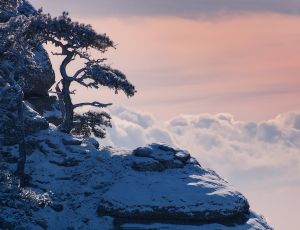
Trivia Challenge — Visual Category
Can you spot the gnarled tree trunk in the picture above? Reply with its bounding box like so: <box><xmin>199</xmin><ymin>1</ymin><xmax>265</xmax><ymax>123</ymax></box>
<box><xmin>60</xmin><ymin>78</ymin><xmax>74</xmax><ymax>133</ymax></box>
<box><xmin>58</xmin><ymin>52</ymin><xmax>74</xmax><ymax>133</ymax></box>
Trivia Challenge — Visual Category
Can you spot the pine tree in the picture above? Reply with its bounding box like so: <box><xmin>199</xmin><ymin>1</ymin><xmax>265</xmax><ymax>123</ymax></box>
<box><xmin>26</xmin><ymin>12</ymin><xmax>136</xmax><ymax>133</ymax></box>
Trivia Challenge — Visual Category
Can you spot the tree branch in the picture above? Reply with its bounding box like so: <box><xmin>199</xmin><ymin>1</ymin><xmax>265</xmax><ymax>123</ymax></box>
<box><xmin>73</xmin><ymin>49</ymin><xmax>91</xmax><ymax>61</ymax></box>
<box><xmin>73</xmin><ymin>101</ymin><xmax>112</xmax><ymax>109</ymax></box>
<box><xmin>73</xmin><ymin>74</ymin><xmax>98</xmax><ymax>88</ymax></box>
<box><xmin>51</xmin><ymin>51</ymin><xmax>64</xmax><ymax>56</ymax></box>
<box><xmin>49</xmin><ymin>90</ymin><xmax>76</xmax><ymax>95</ymax></box>
<box><xmin>73</xmin><ymin>67</ymin><xmax>87</xmax><ymax>79</ymax></box>
<box><xmin>46</xmin><ymin>36</ymin><xmax>66</xmax><ymax>49</ymax></box>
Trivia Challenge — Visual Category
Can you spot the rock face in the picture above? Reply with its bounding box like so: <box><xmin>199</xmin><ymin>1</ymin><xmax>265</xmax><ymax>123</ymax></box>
<box><xmin>0</xmin><ymin>130</ymin><xmax>273</xmax><ymax>229</ymax></box>
<box><xmin>21</xmin><ymin>43</ymin><xmax>55</xmax><ymax>97</ymax></box>
<box><xmin>132</xmin><ymin>144</ymin><xmax>195</xmax><ymax>171</ymax></box>
<box><xmin>98</xmin><ymin>144</ymin><xmax>249</xmax><ymax>222</ymax></box>
<box><xmin>0</xmin><ymin>0</ymin><xmax>36</xmax><ymax>23</ymax></box>
<box><xmin>0</xmin><ymin>0</ymin><xmax>55</xmax><ymax>145</ymax></box>
<box><xmin>0</xmin><ymin>0</ymin><xmax>55</xmax><ymax>97</ymax></box>
<box><xmin>0</xmin><ymin>75</ymin><xmax>49</xmax><ymax>146</ymax></box>
<box><xmin>26</xmin><ymin>95</ymin><xmax>63</xmax><ymax>125</ymax></box>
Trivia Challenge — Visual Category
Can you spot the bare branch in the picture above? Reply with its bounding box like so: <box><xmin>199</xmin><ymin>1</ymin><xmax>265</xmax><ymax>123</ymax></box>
<box><xmin>48</xmin><ymin>90</ymin><xmax>61</xmax><ymax>95</ymax></box>
<box><xmin>93</xmin><ymin>58</ymin><xmax>107</xmax><ymax>63</ymax></box>
<box><xmin>73</xmin><ymin>67</ymin><xmax>86</xmax><ymax>79</ymax></box>
<box><xmin>73</xmin><ymin>101</ymin><xmax>112</xmax><ymax>109</ymax></box>
<box><xmin>49</xmin><ymin>90</ymin><xmax>76</xmax><ymax>95</ymax></box>
<box><xmin>73</xmin><ymin>49</ymin><xmax>91</xmax><ymax>61</ymax></box>
<box><xmin>73</xmin><ymin>73</ymin><xmax>99</xmax><ymax>88</ymax></box>
<box><xmin>46</xmin><ymin>36</ymin><xmax>66</xmax><ymax>50</ymax></box>
<box><xmin>51</xmin><ymin>51</ymin><xmax>63</xmax><ymax>56</ymax></box>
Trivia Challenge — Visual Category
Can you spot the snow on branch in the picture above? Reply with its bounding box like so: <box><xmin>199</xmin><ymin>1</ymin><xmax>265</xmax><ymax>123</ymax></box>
<box><xmin>73</xmin><ymin>101</ymin><xmax>112</xmax><ymax>109</ymax></box>
<box><xmin>26</xmin><ymin>11</ymin><xmax>114</xmax><ymax>54</ymax></box>
<box><xmin>76</xmin><ymin>63</ymin><xmax>136</xmax><ymax>97</ymax></box>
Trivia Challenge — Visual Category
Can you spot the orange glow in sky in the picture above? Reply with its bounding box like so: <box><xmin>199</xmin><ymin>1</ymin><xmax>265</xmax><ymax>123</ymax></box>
<box><xmin>45</xmin><ymin>13</ymin><xmax>300</xmax><ymax>121</ymax></box>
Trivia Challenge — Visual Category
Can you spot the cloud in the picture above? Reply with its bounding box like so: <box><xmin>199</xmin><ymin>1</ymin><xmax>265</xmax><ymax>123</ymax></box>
<box><xmin>31</xmin><ymin>0</ymin><xmax>300</xmax><ymax>18</ymax></box>
<box><xmin>103</xmin><ymin>107</ymin><xmax>300</xmax><ymax>181</ymax></box>
<box><xmin>104</xmin><ymin>107</ymin><xmax>175</xmax><ymax>148</ymax></box>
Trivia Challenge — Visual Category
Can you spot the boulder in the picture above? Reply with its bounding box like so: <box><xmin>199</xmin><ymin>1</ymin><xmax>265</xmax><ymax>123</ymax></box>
<box><xmin>132</xmin><ymin>157</ymin><xmax>165</xmax><ymax>172</ymax></box>
<box><xmin>131</xmin><ymin>143</ymin><xmax>194</xmax><ymax>171</ymax></box>
<box><xmin>98</xmin><ymin>144</ymin><xmax>249</xmax><ymax>222</ymax></box>
<box><xmin>22</xmin><ymin>44</ymin><xmax>55</xmax><ymax>97</ymax></box>
<box><xmin>83</xmin><ymin>137</ymin><xmax>100</xmax><ymax>149</ymax></box>
<box><xmin>24</xmin><ymin>104</ymin><xmax>49</xmax><ymax>134</ymax></box>
<box><xmin>0</xmin><ymin>0</ymin><xmax>55</xmax><ymax>97</ymax></box>
<box><xmin>175</xmin><ymin>151</ymin><xmax>191</xmax><ymax>162</ymax></box>
<box><xmin>25</xmin><ymin>95</ymin><xmax>62</xmax><ymax>126</ymax></box>
<box><xmin>133</xmin><ymin>146</ymin><xmax>153</xmax><ymax>157</ymax></box>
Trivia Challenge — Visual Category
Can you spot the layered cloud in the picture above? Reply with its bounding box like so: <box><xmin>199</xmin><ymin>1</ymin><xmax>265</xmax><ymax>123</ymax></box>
<box><xmin>32</xmin><ymin>0</ymin><xmax>300</xmax><ymax>18</ymax></box>
<box><xmin>104</xmin><ymin>107</ymin><xmax>300</xmax><ymax>184</ymax></box>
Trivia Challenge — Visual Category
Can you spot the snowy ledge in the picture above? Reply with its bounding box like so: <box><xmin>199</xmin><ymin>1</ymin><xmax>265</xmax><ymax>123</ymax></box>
<box><xmin>0</xmin><ymin>128</ymin><xmax>273</xmax><ymax>229</ymax></box>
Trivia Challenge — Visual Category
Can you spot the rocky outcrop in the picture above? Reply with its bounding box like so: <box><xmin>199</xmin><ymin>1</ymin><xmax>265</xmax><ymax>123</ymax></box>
<box><xmin>0</xmin><ymin>129</ymin><xmax>273</xmax><ymax>229</ymax></box>
<box><xmin>132</xmin><ymin>144</ymin><xmax>196</xmax><ymax>171</ymax></box>
<box><xmin>0</xmin><ymin>0</ymin><xmax>55</xmax><ymax>145</ymax></box>
<box><xmin>0</xmin><ymin>75</ymin><xmax>49</xmax><ymax>146</ymax></box>
<box><xmin>0</xmin><ymin>0</ymin><xmax>35</xmax><ymax>23</ymax></box>
<box><xmin>21</xmin><ymin>43</ymin><xmax>55</xmax><ymax>97</ymax></box>
<box><xmin>0</xmin><ymin>0</ymin><xmax>55</xmax><ymax>97</ymax></box>
<box><xmin>98</xmin><ymin>144</ymin><xmax>249</xmax><ymax>222</ymax></box>
<box><xmin>26</xmin><ymin>95</ymin><xmax>62</xmax><ymax>126</ymax></box>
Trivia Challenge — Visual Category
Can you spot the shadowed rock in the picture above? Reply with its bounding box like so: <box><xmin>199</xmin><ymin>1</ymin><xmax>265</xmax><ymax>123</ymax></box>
<box><xmin>98</xmin><ymin>144</ymin><xmax>249</xmax><ymax>223</ymax></box>
<box><xmin>0</xmin><ymin>0</ymin><xmax>55</xmax><ymax>97</ymax></box>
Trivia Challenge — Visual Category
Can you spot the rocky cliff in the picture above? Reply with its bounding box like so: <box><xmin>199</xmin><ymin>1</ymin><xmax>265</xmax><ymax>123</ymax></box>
<box><xmin>0</xmin><ymin>0</ymin><xmax>56</xmax><ymax>146</ymax></box>
<box><xmin>0</xmin><ymin>75</ymin><xmax>49</xmax><ymax>146</ymax></box>
<box><xmin>0</xmin><ymin>129</ymin><xmax>272</xmax><ymax>229</ymax></box>
<box><xmin>0</xmin><ymin>0</ymin><xmax>55</xmax><ymax>97</ymax></box>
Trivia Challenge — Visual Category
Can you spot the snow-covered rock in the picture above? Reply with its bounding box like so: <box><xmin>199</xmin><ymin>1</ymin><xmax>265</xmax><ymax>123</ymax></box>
<box><xmin>0</xmin><ymin>0</ymin><xmax>55</xmax><ymax>97</ymax></box>
<box><xmin>26</xmin><ymin>95</ymin><xmax>62</xmax><ymax>126</ymax></box>
<box><xmin>0</xmin><ymin>76</ymin><xmax>49</xmax><ymax>146</ymax></box>
<box><xmin>0</xmin><ymin>129</ymin><xmax>273</xmax><ymax>229</ymax></box>
<box><xmin>99</xmin><ymin>144</ymin><xmax>249</xmax><ymax>222</ymax></box>
<box><xmin>132</xmin><ymin>144</ymin><xmax>196</xmax><ymax>172</ymax></box>
<box><xmin>0</xmin><ymin>0</ymin><xmax>35</xmax><ymax>22</ymax></box>
<box><xmin>21</xmin><ymin>43</ymin><xmax>55</xmax><ymax>97</ymax></box>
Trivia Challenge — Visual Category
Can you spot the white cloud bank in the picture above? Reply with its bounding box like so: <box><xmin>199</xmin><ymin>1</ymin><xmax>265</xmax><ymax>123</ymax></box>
<box><xmin>101</xmin><ymin>107</ymin><xmax>300</xmax><ymax>229</ymax></box>
<box><xmin>104</xmin><ymin>107</ymin><xmax>300</xmax><ymax>180</ymax></box>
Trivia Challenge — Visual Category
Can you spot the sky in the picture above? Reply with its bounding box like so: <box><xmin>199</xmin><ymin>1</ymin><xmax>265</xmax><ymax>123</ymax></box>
<box><xmin>30</xmin><ymin>1</ymin><xmax>300</xmax><ymax>229</ymax></box>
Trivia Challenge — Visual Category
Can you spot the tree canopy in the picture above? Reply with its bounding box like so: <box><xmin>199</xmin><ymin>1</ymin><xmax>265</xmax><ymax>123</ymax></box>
<box><xmin>14</xmin><ymin>11</ymin><xmax>137</xmax><ymax>133</ymax></box>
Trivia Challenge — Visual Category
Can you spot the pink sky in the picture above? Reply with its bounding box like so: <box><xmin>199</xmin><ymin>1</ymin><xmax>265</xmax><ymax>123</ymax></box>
<box><xmin>48</xmin><ymin>13</ymin><xmax>300</xmax><ymax>121</ymax></box>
